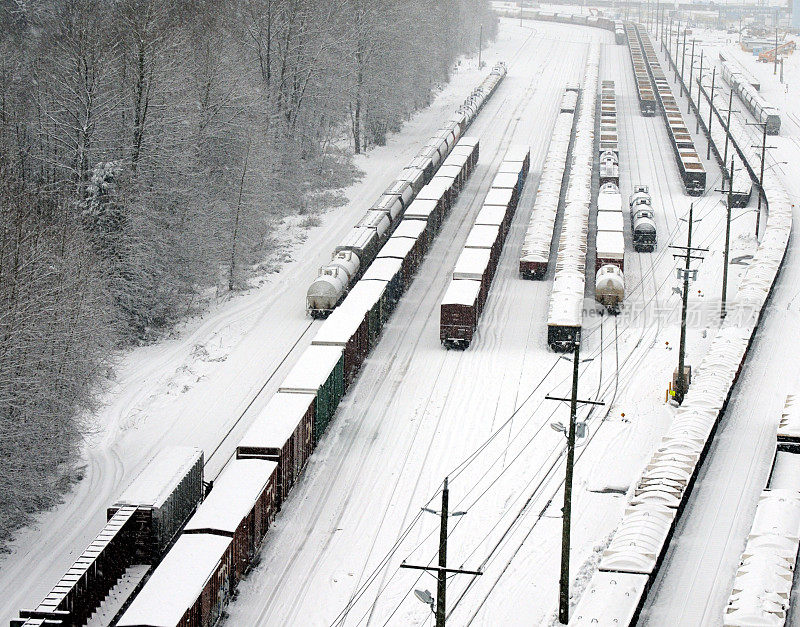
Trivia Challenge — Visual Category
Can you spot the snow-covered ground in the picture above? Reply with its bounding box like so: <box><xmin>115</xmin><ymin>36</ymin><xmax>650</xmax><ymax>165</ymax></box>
<box><xmin>226</xmin><ymin>19</ymin><xmax>747</xmax><ymax>626</ymax></box>
<box><xmin>0</xmin><ymin>16</ymin><xmax>771</xmax><ymax>626</ymax></box>
<box><xmin>637</xmin><ymin>26</ymin><xmax>800</xmax><ymax>627</ymax></box>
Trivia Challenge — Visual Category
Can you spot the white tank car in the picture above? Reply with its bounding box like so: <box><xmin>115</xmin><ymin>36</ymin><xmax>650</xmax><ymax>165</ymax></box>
<box><xmin>306</xmin><ymin>264</ymin><xmax>351</xmax><ymax>317</ymax></box>
<box><xmin>595</xmin><ymin>264</ymin><xmax>625</xmax><ymax>310</ymax></box>
<box><xmin>329</xmin><ymin>249</ymin><xmax>360</xmax><ymax>279</ymax></box>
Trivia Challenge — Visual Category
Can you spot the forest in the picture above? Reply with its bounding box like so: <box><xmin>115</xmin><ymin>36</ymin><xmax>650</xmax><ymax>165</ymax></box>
<box><xmin>0</xmin><ymin>0</ymin><xmax>496</xmax><ymax>546</ymax></box>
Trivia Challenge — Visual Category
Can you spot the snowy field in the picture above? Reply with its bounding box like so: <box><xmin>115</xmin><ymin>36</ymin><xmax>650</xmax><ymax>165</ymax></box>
<box><xmin>0</xmin><ymin>16</ymin><xmax>780</xmax><ymax>626</ymax></box>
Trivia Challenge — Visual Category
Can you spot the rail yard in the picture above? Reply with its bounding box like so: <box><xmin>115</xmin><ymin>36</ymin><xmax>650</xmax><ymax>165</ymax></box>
<box><xmin>3</xmin><ymin>9</ymin><xmax>800</xmax><ymax>627</ymax></box>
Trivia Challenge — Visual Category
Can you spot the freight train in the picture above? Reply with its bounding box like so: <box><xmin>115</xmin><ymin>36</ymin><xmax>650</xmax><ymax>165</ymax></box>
<box><xmin>625</xmin><ymin>22</ymin><xmax>657</xmax><ymax>116</ymax></box>
<box><xmin>520</xmin><ymin>87</ymin><xmax>578</xmax><ymax>279</ymax></box>
<box><xmin>441</xmin><ymin>145</ymin><xmax>530</xmax><ymax>347</ymax></box>
<box><xmin>306</xmin><ymin>66</ymin><xmax>507</xmax><ymax>317</ymax></box>
<box><xmin>636</xmin><ymin>25</ymin><xmax>706</xmax><ymax>195</ymax></box>
<box><xmin>720</xmin><ymin>58</ymin><xmax>781</xmax><ymax>135</ymax></box>
<box><xmin>547</xmin><ymin>47</ymin><xmax>599</xmax><ymax>351</ymax></box>
<box><xmin>595</xmin><ymin>81</ymin><xmax>625</xmax><ymax>312</ymax></box>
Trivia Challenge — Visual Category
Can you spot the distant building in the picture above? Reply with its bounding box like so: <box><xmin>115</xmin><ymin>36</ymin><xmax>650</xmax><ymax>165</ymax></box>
<box><xmin>793</xmin><ymin>0</ymin><xmax>800</xmax><ymax>28</ymax></box>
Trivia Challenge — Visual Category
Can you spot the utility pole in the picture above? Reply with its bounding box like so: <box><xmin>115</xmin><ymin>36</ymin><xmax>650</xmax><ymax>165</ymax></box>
<box><xmin>707</xmin><ymin>67</ymin><xmax>716</xmax><ymax>160</ymax></box>
<box><xmin>748</xmin><ymin>121</ymin><xmax>776</xmax><ymax>240</ymax></box>
<box><xmin>723</xmin><ymin>88</ymin><xmax>735</xmax><ymax>166</ymax></box>
<box><xmin>680</xmin><ymin>29</ymin><xmax>688</xmax><ymax>96</ymax></box>
<box><xmin>545</xmin><ymin>333</ymin><xmax>604</xmax><ymax>625</ymax></box>
<box><xmin>716</xmin><ymin>157</ymin><xmax>735</xmax><ymax>319</ymax></box>
<box><xmin>774</xmin><ymin>26</ymin><xmax>779</xmax><ymax>75</ymax></box>
<box><xmin>478</xmin><ymin>24</ymin><xmax>483</xmax><ymax>69</ymax></box>
<box><xmin>400</xmin><ymin>478</ymin><xmax>482</xmax><ymax>627</ymax></box>
<box><xmin>696</xmin><ymin>50</ymin><xmax>704</xmax><ymax>127</ymax></box>
<box><xmin>670</xmin><ymin>204</ymin><xmax>708</xmax><ymax>405</ymax></box>
<box><xmin>688</xmin><ymin>39</ymin><xmax>696</xmax><ymax>112</ymax></box>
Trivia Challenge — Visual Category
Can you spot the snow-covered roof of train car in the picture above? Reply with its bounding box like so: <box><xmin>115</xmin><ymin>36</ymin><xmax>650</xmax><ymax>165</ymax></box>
<box><xmin>442</xmin><ymin>152</ymin><xmax>469</xmax><ymax>170</ymax></box>
<box><xmin>570</xmin><ymin>571</ymin><xmax>648</xmax><ymax>626</ymax></box>
<box><xmin>183</xmin><ymin>458</ymin><xmax>277</xmax><ymax>535</ymax></box>
<box><xmin>278</xmin><ymin>344</ymin><xmax>344</xmax><ymax>394</ymax></box>
<box><xmin>435</xmin><ymin>164</ymin><xmax>464</xmax><ymax>181</ymax></box>
<box><xmin>491</xmin><ymin>171</ymin><xmax>520</xmax><ymax>190</ymax></box>
<box><xmin>403</xmin><ymin>198</ymin><xmax>439</xmax><ymax>221</ymax></box>
<box><xmin>465</xmin><ymin>224</ymin><xmax>500</xmax><ymax>250</ymax></box>
<box><xmin>475</xmin><ymin>204</ymin><xmax>507</xmax><ymax>227</ymax></box>
<box><xmin>597</xmin><ymin>211</ymin><xmax>624</xmax><ymax>232</ymax></box>
<box><xmin>504</xmin><ymin>144</ymin><xmax>530</xmax><ymax>164</ymax></box>
<box><xmin>361</xmin><ymin>256</ymin><xmax>403</xmax><ymax>282</ymax></box>
<box><xmin>596</xmin><ymin>230</ymin><xmax>625</xmax><ymax>256</ymax></box>
<box><xmin>113</xmin><ymin>446</ymin><xmax>203</xmax><ymax>510</ymax></box>
<box><xmin>391</xmin><ymin>219</ymin><xmax>427</xmax><ymax>241</ymax></box>
<box><xmin>750</xmin><ymin>490</ymin><xmax>800</xmax><ymax>540</ymax></box>
<box><xmin>768</xmin><ymin>451</ymin><xmax>800</xmax><ymax>491</ymax></box>
<box><xmin>312</xmin><ymin>299</ymin><xmax>367</xmax><ymax>346</ymax></box>
<box><xmin>777</xmin><ymin>393</ymin><xmax>800</xmax><ymax>442</ymax></box>
<box><xmin>335</xmin><ymin>226</ymin><xmax>378</xmax><ymax>254</ymax></box>
<box><xmin>599</xmin><ymin>504</ymin><xmax>676</xmax><ymax>575</ymax></box>
<box><xmin>441</xmin><ymin>279</ymin><xmax>482</xmax><ymax>307</ymax></box>
<box><xmin>238</xmin><ymin>392</ymin><xmax>314</xmax><ymax>455</ymax></box>
<box><xmin>457</xmin><ymin>136</ymin><xmax>479</xmax><ymax>148</ymax></box>
<box><xmin>116</xmin><ymin>534</ymin><xmax>232</xmax><ymax>626</ymax></box>
<box><xmin>377</xmin><ymin>236</ymin><xmax>416</xmax><ymax>261</ymax></box>
<box><xmin>453</xmin><ymin>248</ymin><xmax>491</xmax><ymax>281</ymax></box>
<box><xmin>483</xmin><ymin>187</ymin><xmax>513</xmax><ymax>208</ymax></box>
<box><xmin>416</xmin><ymin>179</ymin><xmax>452</xmax><ymax>202</ymax></box>
<box><xmin>342</xmin><ymin>280</ymin><xmax>386</xmax><ymax>314</ymax></box>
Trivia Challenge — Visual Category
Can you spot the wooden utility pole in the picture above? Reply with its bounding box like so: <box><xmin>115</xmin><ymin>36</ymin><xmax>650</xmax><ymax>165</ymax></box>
<box><xmin>680</xmin><ymin>29</ymin><xmax>688</xmax><ymax>97</ymax></box>
<box><xmin>723</xmin><ymin>88</ymin><xmax>735</xmax><ymax>166</ymax></box>
<box><xmin>721</xmin><ymin>157</ymin><xmax>734</xmax><ymax>319</ymax></box>
<box><xmin>748</xmin><ymin>121</ymin><xmax>775</xmax><ymax>240</ymax></box>
<box><xmin>774</xmin><ymin>26</ymin><xmax>779</xmax><ymax>75</ymax></box>
<box><xmin>707</xmin><ymin>67</ymin><xmax>716</xmax><ymax>160</ymax></box>
<box><xmin>400</xmin><ymin>478</ymin><xmax>481</xmax><ymax>627</ymax></box>
<box><xmin>670</xmin><ymin>204</ymin><xmax>708</xmax><ymax>404</ymax></box>
<box><xmin>545</xmin><ymin>333</ymin><xmax>604</xmax><ymax>624</ymax></box>
<box><xmin>478</xmin><ymin>24</ymin><xmax>483</xmax><ymax>69</ymax></box>
<box><xmin>688</xmin><ymin>40</ymin><xmax>696</xmax><ymax>112</ymax></box>
<box><xmin>696</xmin><ymin>50</ymin><xmax>704</xmax><ymax>129</ymax></box>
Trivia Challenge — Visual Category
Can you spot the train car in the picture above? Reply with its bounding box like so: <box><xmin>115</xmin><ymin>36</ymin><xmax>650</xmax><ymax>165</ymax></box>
<box><xmin>13</xmin><ymin>508</ymin><xmax>147</xmax><ymax>627</ymax></box>
<box><xmin>440</xmin><ymin>279</ymin><xmax>482</xmax><ymax>348</ymax></box>
<box><xmin>614</xmin><ymin>21</ymin><xmax>626</xmax><ymax>45</ymax></box>
<box><xmin>182</xmin><ymin>458</ymin><xmax>279</xmax><ymax>586</ymax></box>
<box><xmin>278</xmin><ymin>344</ymin><xmax>345</xmax><ymax>443</ymax></box>
<box><xmin>116</xmin><ymin>534</ymin><xmax>233</xmax><ymax>627</ymax></box>
<box><xmin>720</xmin><ymin>59</ymin><xmax>781</xmax><ymax>135</ymax></box>
<box><xmin>599</xmin><ymin>151</ymin><xmax>620</xmax><ymax>186</ymax></box>
<box><xmin>236</xmin><ymin>391</ymin><xmax>314</xmax><ymax>502</ymax></box>
<box><xmin>108</xmin><ymin>446</ymin><xmax>204</xmax><ymax>564</ymax></box>
<box><xmin>547</xmin><ymin>270</ymin><xmax>585</xmax><ymax>351</ymax></box>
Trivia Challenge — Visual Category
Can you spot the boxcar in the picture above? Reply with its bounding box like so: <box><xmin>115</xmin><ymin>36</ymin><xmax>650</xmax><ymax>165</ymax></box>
<box><xmin>236</xmin><ymin>392</ymin><xmax>314</xmax><ymax>502</ymax></box>
<box><xmin>278</xmin><ymin>345</ymin><xmax>345</xmax><ymax>444</ymax></box>
<box><xmin>183</xmin><ymin>458</ymin><xmax>278</xmax><ymax>585</ymax></box>
<box><xmin>107</xmin><ymin>446</ymin><xmax>204</xmax><ymax>564</ymax></box>
<box><xmin>116</xmin><ymin>534</ymin><xmax>233</xmax><ymax>627</ymax></box>
<box><xmin>440</xmin><ymin>279</ymin><xmax>482</xmax><ymax>349</ymax></box>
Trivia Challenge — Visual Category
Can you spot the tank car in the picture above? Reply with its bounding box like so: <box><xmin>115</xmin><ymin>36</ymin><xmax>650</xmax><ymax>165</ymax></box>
<box><xmin>595</xmin><ymin>264</ymin><xmax>625</xmax><ymax>310</ymax></box>
<box><xmin>599</xmin><ymin>152</ymin><xmax>619</xmax><ymax>186</ymax></box>
<box><xmin>306</xmin><ymin>264</ymin><xmax>351</xmax><ymax>318</ymax></box>
<box><xmin>632</xmin><ymin>209</ymin><xmax>657</xmax><ymax>252</ymax></box>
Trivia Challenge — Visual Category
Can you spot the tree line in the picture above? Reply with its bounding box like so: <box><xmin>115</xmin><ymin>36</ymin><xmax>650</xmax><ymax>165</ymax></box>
<box><xmin>0</xmin><ymin>0</ymin><xmax>496</xmax><ymax>546</ymax></box>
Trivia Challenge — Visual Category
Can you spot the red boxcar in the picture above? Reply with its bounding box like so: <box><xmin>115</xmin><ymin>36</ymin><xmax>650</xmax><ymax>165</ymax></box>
<box><xmin>236</xmin><ymin>391</ymin><xmax>314</xmax><ymax>504</ymax></box>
